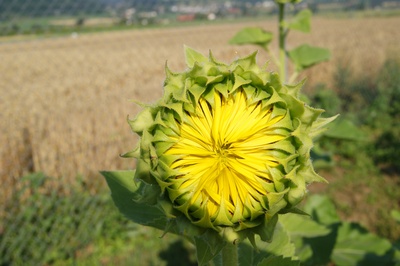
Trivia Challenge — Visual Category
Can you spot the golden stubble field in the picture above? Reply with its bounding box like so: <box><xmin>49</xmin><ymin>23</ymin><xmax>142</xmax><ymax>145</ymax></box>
<box><xmin>1</xmin><ymin>16</ymin><xmax>400</xmax><ymax>199</ymax></box>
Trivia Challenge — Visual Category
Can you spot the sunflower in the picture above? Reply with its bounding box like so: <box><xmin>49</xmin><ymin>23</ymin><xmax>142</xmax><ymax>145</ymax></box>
<box><xmin>127</xmin><ymin>47</ymin><xmax>336</xmax><ymax>231</ymax></box>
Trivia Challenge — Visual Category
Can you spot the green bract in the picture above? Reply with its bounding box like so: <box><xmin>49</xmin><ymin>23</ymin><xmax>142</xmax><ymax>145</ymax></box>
<box><xmin>107</xmin><ymin>46</ymin><xmax>336</xmax><ymax>246</ymax></box>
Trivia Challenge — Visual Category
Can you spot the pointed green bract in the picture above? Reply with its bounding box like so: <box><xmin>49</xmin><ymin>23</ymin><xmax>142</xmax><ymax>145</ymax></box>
<box><xmin>184</xmin><ymin>45</ymin><xmax>208</xmax><ymax>68</ymax></box>
<box><xmin>104</xmin><ymin>47</ymin><xmax>336</xmax><ymax>264</ymax></box>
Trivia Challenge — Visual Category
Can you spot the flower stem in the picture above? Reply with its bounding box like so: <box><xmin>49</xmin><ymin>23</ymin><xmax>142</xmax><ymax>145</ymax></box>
<box><xmin>278</xmin><ymin>3</ymin><xmax>287</xmax><ymax>83</ymax></box>
<box><xmin>221</xmin><ymin>242</ymin><xmax>238</xmax><ymax>266</ymax></box>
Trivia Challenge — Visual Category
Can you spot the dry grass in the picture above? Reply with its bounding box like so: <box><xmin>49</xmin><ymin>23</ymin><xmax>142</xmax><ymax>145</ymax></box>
<box><xmin>1</xmin><ymin>16</ymin><xmax>400</xmax><ymax>200</ymax></box>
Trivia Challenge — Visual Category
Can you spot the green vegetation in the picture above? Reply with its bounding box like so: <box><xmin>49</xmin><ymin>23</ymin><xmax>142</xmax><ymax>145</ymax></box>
<box><xmin>0</xmin><ymin>172</ymin><xmax>197</xmax><ymax>266</ymax></box>
<box><xmin>1</xmin><ymin>0</ymin><xmax>399</xmax><ymax>264</ymax></box>
<box><xmin>0</xmin><ymin>173</ymin><xmax>125</xmax><ymax>265</ymax></box>
<box><xmin>312</xmin><ymin>56</ymin><xmax>400</xmax><ymax>175</ymax></box>
<box><xmin>306</xmin><ymin>56</ymin><xmax>400</xmax><ymax>244</ymax></box>
<box><xmin>2</xmin><ymin>167</ymin><xmax>399</xmax><ymax>265</ymax></box>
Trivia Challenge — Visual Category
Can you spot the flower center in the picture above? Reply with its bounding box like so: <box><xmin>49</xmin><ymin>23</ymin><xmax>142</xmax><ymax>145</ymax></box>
<box><xmin>214</xmin><ymin>142</ymin><xmax>230</xmax><ymax>160</ymax></box>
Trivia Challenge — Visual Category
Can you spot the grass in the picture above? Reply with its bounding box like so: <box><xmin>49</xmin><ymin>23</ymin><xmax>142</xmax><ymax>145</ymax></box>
<box><xmin>57</xmin><ymin>226</ymin><xmax>196</xmax><ymax>266</ymax></box>
<box><xmin>313</xmin><ymin>159</ymin><xmax>400</xmax><ymax>241</ymax></box>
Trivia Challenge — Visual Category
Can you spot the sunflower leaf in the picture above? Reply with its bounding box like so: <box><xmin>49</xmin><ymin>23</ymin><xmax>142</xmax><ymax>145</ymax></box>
<box><xmin>238</xmin><ymin>222</ymin><xmax>296</xmax><ymax>265</ymax></box>
<box><xmin>194</xmin><ymin>232</ymin><xmax>225</xmax><ymax>266</ymax></box>
<box><xmin>288</xmin><ymin>9</ymin><xmax>312</xmax><ymax>33</ymax></box>
<box><xmin>229</xmin><ymin>27</ymin><xmax>273</xmax><ymax>49</ymax></box>
<box><xmin>279</xmin><ymin>213</ymin><xmax>331</xmax><ymax>238</ymax></box>
<box><xmin>102</xmin><ymin>170</ymin><xmax>167</xmax><ymax>229</ymax></box>
<box><xmin>332</xmin><ymin>222</ymin><xmax>393</xmax><ymax>266</ymax></box>
<box><xmin>288</xmin><ymin>44</ymin><xmax>330</xmax><ymax>71</ymax></box>
<box><xmin>303</xmin><ymin>194</ymin><xmax>340</xmax><ymax>225</ymax></box>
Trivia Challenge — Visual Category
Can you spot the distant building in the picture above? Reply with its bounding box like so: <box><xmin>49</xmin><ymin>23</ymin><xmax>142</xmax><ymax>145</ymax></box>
<box><xmin>382</xmin><ymin>1</ymin><xmax>400</xmax><ymax>8</ymax></box>
<box><xmin>124</xmin><ymin>8</ymin><xmax>135</xmax><ymax>25</ymax></box>
<box><xmin>176</xmin><ymin>14</ymin><xmax>196</xmax><ymax>22</ymax></box>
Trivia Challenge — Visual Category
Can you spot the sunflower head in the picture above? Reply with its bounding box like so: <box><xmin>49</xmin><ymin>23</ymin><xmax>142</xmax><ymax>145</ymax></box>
<box><xmin>125</xmin><ymin>47</ymin><xmax>336</xmax><ymax>239</ymax></box>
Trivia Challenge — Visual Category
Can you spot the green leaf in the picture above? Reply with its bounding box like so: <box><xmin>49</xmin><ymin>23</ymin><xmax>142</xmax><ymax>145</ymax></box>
<box><xmin>310</xmin><ymin>146</ymin><xmax>334</xmax><ymax>169</ymax></box>
<box><xmin>332</xmin><ymin>222</ymin><xmax>393</xmax><ymax>266</ymax></box>
<box><xmin>296</xmin><ymin>197</ymin><xmax>340</xmax><ymax>265</ymax></box>
<box><xmin>280</xmin><ymin>212</ymin><xmax>333</xmax><ymax>265</ymax></box>
<box><xmin>254</xmin><ymin>214</ymin><xmax>279</xmax><ymax>242</ymax></box>
<box><xmin>394</xmin><ymin>244</ymin><xmax>400</xmax><ymax>266</ymax></box>
<box><xmin>229</xmin><ymin>27</ymin><xmax>273</xmax><ymax>49</ymax></box>
<box><xmin>279</xmin><ymin>213</ymin><xmax>331</xmax><ymax>238</ymax></box>
<box><xmin>324</xmin><ymin>117</ymin><xmax>368</xmax><ymax>141</ymax></box>
<box><xmin>303</xmin><ymin>194</ymin><xmax>341</xmax><ymax>225</ymax></box>
<box><xmin>288</xmin><ymin>9</ymin><xmax>312</xmax><ymax>33</ymax></box>
<box><xmin>184</xmin><ymin>45</ymin><xmax>208</xmax><ymax>68</ymax></box>
<box><xmin>194</xmin><ymin>237</ymin><xmax>215</xmax><ymax>265</ymax></box>
<box><xmin>194</xmin><ymin>233</ymin><xmax>225</xmax><ymax>266</ymax></box>
<box><xmin>238</xmin><ymin>222</ymin><xmax>296</xmax><ymax>265</ymax></box>
<box><xmin>303</xmin><ymin>224</ymin><xmax>340</xmax><ymax>266</ymax></box>
<box><xmin>263</xmin><ymin>224</ymin><xmax>297</xmax><ymax>258</ymax></box>
<box><xmin>391</xmin><ymin>210</ymin><xmax>400</xmax><ymax>223</ymax></box>
<box><xmin>101</xmin><ymin>170</ymin><xmax>168</xmax><ymax>230</ymax></box>
<box><xmin>258</xmin><ymin>256</ymin><xmax>300</xmax><ymax>266</ymax></box>
<box><xmin>237</xmin><ymin>243</ymin><xmax>256</xmax><ymax>266</ymax></box>
<box><xmin>291</xmin><ymin>237</ymin><xmax>313</xmax><ymax>262</ymax></box>
<box><xmin>288</xmin><ymin>44</ymin><xmax>330</xmax><ymax>71</ymax></box>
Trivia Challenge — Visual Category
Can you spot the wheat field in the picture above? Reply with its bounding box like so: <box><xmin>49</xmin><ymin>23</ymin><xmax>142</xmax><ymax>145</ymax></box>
<box><xmin>1</xmin><ymin>16</ymin><xmax>399</xmax><ymax>199</ymax></box>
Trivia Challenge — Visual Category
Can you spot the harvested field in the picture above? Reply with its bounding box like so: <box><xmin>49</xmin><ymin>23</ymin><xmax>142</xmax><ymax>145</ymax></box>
<box><xmin>1</xmin><ymin>16</ymin><xmax>400</xmax><ymax>199</ymax></box>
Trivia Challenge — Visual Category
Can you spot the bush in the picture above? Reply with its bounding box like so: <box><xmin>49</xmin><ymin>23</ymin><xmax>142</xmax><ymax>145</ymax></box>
<box><xmin>313</xmin><ymin>57</ymin><xmax>400</xmax><ymax>173</ymax></box>
<box><xmin>309</xmin><ymin>83</ymin><xmax>342</xmax><ymax>117</ymax></box>
<box><xmin>368</xmin><ymin>57</ymin><xmax>400</xmax><ymax>171</ymax></box>
<box><xmin>333</xmin><ymin>62</ymin><xmax>378</xmax><ymax>124</ymax></box>
<box><xmin>367</xmin><ymin>57</ymin><xmax>400</xmax><ymax>130</ymax></box>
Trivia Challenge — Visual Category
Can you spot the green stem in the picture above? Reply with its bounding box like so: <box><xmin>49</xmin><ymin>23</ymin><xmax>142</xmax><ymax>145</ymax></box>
<box><xmin>221</xmin><ymin>242</ymin><xmax>238</xmax><ymax>266</ymax></box>
<box><xmin>266</xmin><ymin>46</ymin><xmax>280</xmax><ymax>69</ymax></box>
<box><xmin>278</xmin><ymin>3</ymin><xmax>287</xmax><ymax>83</ymax></box>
